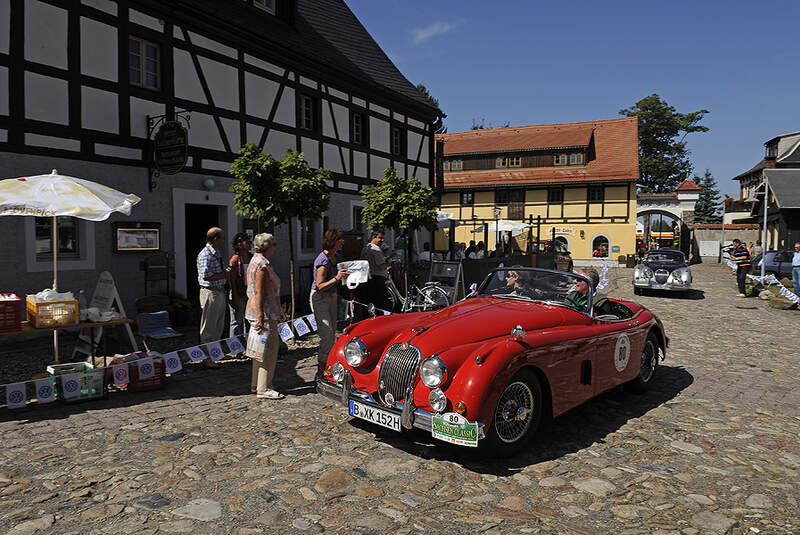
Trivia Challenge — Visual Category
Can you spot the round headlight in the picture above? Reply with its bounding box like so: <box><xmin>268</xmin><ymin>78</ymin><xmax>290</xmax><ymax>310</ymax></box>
<box><xmin>420</xmin><ymin>356</ymin><xmax>447</xmax><ymax>388</ymax></box>
<box><xmin>332</xmin><ymin>362</ymin><xmax>345</xmax><ymax>383</ymax></box>
<box><xmin>429</xmin><ymin>388</ymin><xmax>447</xmax><ymax>412</ymax></box>
<box><xmin>344</xmin><ymin>338</ymin><xmax>367</xmax><ymax>367</ymax></box>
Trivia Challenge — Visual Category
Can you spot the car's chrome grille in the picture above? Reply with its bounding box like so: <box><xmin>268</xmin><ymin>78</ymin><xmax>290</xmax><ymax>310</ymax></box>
<box><xmin>654</xmin><ymin>269</ymin><xmax>669</xmax><ymax>284</ymax></box>
<box><xmin>377</xmin><ymin>343</ymin><xmax>421</xmax><ymax>406</ymax></box>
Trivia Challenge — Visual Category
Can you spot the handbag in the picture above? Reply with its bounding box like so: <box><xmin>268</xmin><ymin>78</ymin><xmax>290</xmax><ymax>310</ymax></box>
<box><xmin>245</xmin><ymin>327</ymin><xmax>268</xmax><ymax>361</ymax></box>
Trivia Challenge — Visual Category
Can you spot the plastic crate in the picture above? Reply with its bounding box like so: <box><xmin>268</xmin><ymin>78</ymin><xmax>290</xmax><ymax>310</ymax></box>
<box><xmin>47</xmin><ymin>362</ymin><xmax>107</xmax><ymax>402</ymax></box>
<box><xmin>26</xmin><ymin>296</ymin><xmax>79</xmax><ymax>329</ymax></box>
<box><xmin>127</xmin><ymin>358</ymin><xmax>167</xmax><ymax>392</ymax></box>
<box><xmin>0</xmin><ymin>294</ymin><xmax>22</xmax><ymax>333</ymax></box>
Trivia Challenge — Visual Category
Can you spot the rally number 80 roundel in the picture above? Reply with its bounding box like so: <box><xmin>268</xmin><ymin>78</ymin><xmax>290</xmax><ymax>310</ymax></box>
<box><xmin>614</xmin><ymin>333</ymin><xmax>631</xmax><ymax>372</ymax></box>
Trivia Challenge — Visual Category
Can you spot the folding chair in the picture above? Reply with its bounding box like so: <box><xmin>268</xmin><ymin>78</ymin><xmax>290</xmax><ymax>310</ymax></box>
<box><xmin>137</xmin><ymin>311</ymin><xmax>183</xmax><ymax>351</ymax></box>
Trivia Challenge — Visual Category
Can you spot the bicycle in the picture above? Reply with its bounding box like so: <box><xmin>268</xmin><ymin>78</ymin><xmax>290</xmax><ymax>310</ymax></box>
<box><xmin>383</xmin><ymin>270</ymin><xmax>451</xmax><ymax>313</ymax></box>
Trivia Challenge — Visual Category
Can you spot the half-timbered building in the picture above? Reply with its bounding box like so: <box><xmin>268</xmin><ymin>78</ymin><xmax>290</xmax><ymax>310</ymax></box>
<box><xmin>0</xmin><ymin>0</ymin><xmax>438</xmax><ymax>314</ymax></box>
<box><xmin>435</xmin><ymin>117</ymin><xmax>639</xmax><ymax>263</ymax></box>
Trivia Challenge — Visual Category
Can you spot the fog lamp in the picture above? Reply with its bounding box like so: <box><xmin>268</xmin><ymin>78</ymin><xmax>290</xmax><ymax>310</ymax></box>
<box><xmin>332</xmin><ymin>362</ymin><xmax>345</xmax><ymax>383</ymax></box>
<box><xmin>429</xmin><ymin>388</ymin><xmax>447</xmax><ymax>412</ymax></box>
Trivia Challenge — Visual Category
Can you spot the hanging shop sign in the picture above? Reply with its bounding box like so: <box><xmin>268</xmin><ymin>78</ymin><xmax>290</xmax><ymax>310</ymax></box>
<box><xmin>153</xmin><ymin>121</ymin><xmax>188</xmax><ymax>175</ymax></box>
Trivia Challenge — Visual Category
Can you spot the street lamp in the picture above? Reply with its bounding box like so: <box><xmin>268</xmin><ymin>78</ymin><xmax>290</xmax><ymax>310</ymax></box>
<box><xmin>493</xmin><ymin>207</ymin><xmax>501</xmax><ymax>253</ymax></box>
<box><xmin>745</xmin><ymin>175</ymin><xmax>769</xmax><ymax>281</ymax></box>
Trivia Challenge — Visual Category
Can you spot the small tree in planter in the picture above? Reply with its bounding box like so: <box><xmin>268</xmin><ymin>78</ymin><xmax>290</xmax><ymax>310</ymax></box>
<box><xmin>230</xmin><ymin>145</ymin><xmax>330</xmax><ymax>324</ymax></box>
<box><xmin>361</xmin><ymin>168</ymin><xmax>438</xmax><ymax>293</ymax></box>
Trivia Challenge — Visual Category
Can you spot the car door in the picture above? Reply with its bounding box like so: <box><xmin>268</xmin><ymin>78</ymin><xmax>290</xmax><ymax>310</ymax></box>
<box><xmin>775</xmin><ymin>252</ymin><xmax>791</xmax><ymax>278</ymax></box>
<box><xmin>592</xmin><ymin>315</ymin><xmax>648</xmax><ymax>395</ymax></box>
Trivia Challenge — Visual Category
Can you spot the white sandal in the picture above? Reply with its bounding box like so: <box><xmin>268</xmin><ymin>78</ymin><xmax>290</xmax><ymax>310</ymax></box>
<box><xmin>256</xmin><ymin>390</ymin><xmax>284</xmax><ymax>399</ymax></box>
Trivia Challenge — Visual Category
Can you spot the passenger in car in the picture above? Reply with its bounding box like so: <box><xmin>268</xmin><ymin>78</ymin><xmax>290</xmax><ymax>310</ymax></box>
<box><xmin>567</xmin><ymin>268</ymin><xmax>599</xmax><ymax>312</ymax></box>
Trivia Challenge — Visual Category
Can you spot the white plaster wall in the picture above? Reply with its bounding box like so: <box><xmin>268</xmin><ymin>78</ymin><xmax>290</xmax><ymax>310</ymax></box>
<box><xmin>245</xmin><ymin>123</ymin><xmax>262</xmax><ymax>145</ymax></box>
<box><xmin>220</xmin><ymin>116</ymin><xmax>240</xmax><ymax>151</ymax></box>
<box><xmin>174</xmin><ymin>48</ymin><xmax>207</xmax><ymax>104</ymax></box>
<box><xmin>189</xmin><ymin>112</ymin><xmax>224</xmax><ymax>151</ymax></box>
<box><xmin>371</xmin><ymin>155</ymin><xmax>390</xmax><ymax>179</ymax></box>
<box><xmin>326</xmin><ymin>86</ymin><xmax>347</xmax><ymax>101</ymax></box>
<box><xmin>25</xmin><ymin>1</ymin><xmax>67</xmax><ymax>69</ymax></box>
<box><xmin>244</xmin><ymin>54</ymin><xmax>284</xmax><ymax>76</ymax></box>
<box><xmin>264</xmin><ymin>129</ymin><xmax>295</xmax><ymax>159</ymax></box>
<box><xmin>130</xmin><ymin>97</ymin><xmax>165</xmax><ymax>139</ymax></box>
<box><xmin>331</xmin><ymin>102</ymin><xmax>348</xmax><ymax>140</ymax></box>
<box><xmin>244</xmin><ymin>72</ymin><xmax>279</xmax><ymax>120</ymax></box>
<box><xmin>353</xmin><ymin>151</ymin><xmax>367</xmax><ymax>178</ymax></box>
<box><xmin>408</xmin><ymin>117</ymin><xmax>424</xmax><ymax>130</ymax></box>
<box><xmin>26</xmin><ymin>133</ymin><xmax>79</xmax><ymax>151</ymax></box>
<box><xmin>25</xmin><ymin>73</ymin><xmax>68</xmax><ymax>124</ymax></box>
<box><xmin>273</xmin><ymin>87</ymin><xmax>295</xmax><ymax>127</ymax></box>
<box><xmin>300</xmin><ymin>76</ymin><xmax>316</xmax><ymax>88</ymax></box>
<box><xmin>82</xmin><ymin>86</ymin><xmax>119</xmax><ymax>133</ymax></box>
<box><xmin>95</xmin><ymin>143</ymin><xmax>141</xmax><ymax>160</ymax></box>
<box><xmin>369</xmin><ymin>102</ymin><xmax>389</xmax><ymax>117</ymax></box>
<box><xmin>393</xmin><ymin>162</ymin><xmax>405</xmax><ymax>179</ymax></box>
<box><xmin>81</xmin><ymin>0</ymin><xmax>116</xmax><ymax>16</ymax></box>
<box><xmin>301</xmin><ymin>137</ymin><xmax>318</xmax><ymax>168</ymax></box>
<box><xmin>352</xmin><ymin>97</ymin><xmax>365</xmax><ymax>108</ymax></box>
<box><xmin>393</xmin><ymin>112</ymin><xmax>405</xmax><ymax>122</ymax></box>
<box><xmin>415</xmin><ymin>167</ymin><xmax>428</xmax><ymax>186</ymax></box>
<box><xmin>370</xmin><ymin>117</ymin><xmax>389</xmax><ymax>152</ymax></box>
<box><xmin>130</xmin><ymin>9</ymin><xmax>162</xmax><ymax>32</ymax></box>
<box><xmin>188</xmin><ymin>31</ymin><xmax>236</xmax><ymax>58</ymax></box>
<box><xmin>0</xmin><ymin>0</ymin><xmax>9</xmax><ymax>54</ymax></box>
<box><xmin>0</xmin><ymin>66</ymin><xmax>7</xmax><ymax>115</ymax></box>
<box><xmin>0</xmin><ymin>129</ymin><xmax>6</xmax><ymax>142</ymax></box>
<box><xmin>419</xmin><ymin>135</ymin><xmax>429</xmax><ymax>164</ymax></box>
<box><xmin>407</xmin><ymin>131</ymin><xmax>422</xmax><ymax>161</ymax></box>
<box><xmin>322</xmin><ymin>99</ymin><xmax>335</xmax><ymax>139</ymax></box>
<box><xmin>80</xmin><ymin>17</ymin><xmax>117</xmax><ymax>81</ymax></box>
<box><xmin>198</xmin><ymin>56</ymin><xmax>238</xmax><ymax>111</ymax></box>
<box><xmin>323</xmin><ymin>143</ymin><xmax>343</xmax><ymax>174</ymax></box>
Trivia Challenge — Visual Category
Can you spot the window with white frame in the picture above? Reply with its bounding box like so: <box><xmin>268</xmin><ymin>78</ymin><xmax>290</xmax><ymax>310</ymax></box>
<box><xmin>300</xmin><ymin>95</ymin><xmax>315</xmax><ymax>131</ymax></box>
<box><xmin>129</xmin><ymin>37</ymin><xmax>160</xmax><ymax>90</ymax></box>
<box><xmin>252</xmin><ymin>0</ymin><xmax>275</xmax><ymax>14</ymax></box>
<box><xmin>35</xmin><ymin>217</ymin><xmax>80</xmax><ymax>260</ymax></box>
<box><xmin>570</xmin><ymin>152</ymin><xmax>584</xmax><ymax>165</ymax></box>
<box><xmin>300</xmin><ymin>219</ymin><xmax>316</xmax><ymax>251</ymax></box>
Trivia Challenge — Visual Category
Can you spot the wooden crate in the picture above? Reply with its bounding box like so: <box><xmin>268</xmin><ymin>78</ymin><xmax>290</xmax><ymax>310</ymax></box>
<box><xmin>26</xmin><ymin>296</ymin><xmax>78</xmax><ymax>328</ymax></box>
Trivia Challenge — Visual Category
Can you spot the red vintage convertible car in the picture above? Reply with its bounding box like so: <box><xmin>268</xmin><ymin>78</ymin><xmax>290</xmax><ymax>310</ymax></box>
<box><xmin>316</xmin><ymin>267</ymin><xmax>668</xmax><ymax>456</ymax></box>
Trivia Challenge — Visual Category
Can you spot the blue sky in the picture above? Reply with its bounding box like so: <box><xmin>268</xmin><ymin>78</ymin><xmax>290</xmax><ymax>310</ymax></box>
<box><xmin>346</xmin><ymin>0</ymin><xmax>800</xmax><ymax>198</ymax></box>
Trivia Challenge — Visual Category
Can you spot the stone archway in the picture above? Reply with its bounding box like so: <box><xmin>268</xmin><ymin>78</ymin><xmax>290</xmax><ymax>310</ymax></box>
<box><xmin>637</xmin><ymin>209</ymin><xmax>688</xmax><ymax>255</ymax></box>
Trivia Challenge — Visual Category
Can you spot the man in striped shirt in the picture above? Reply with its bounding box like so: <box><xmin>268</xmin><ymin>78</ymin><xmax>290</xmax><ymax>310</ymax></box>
<box><xmin>731</xmin><ymin>238</ymin><xmax>751</xmax><ymax>297</ymax></box>
<box><xmin>197</xmin><ymin>227</ymin><xmax>230</xmax><ymax>351</ymax></box>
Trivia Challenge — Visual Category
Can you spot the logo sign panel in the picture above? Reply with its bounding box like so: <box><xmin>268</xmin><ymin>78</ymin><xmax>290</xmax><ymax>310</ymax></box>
<box><xmin>153</xmin><ymin>121</ymin><xmax>188</xmax><ymax>175</ymax></box>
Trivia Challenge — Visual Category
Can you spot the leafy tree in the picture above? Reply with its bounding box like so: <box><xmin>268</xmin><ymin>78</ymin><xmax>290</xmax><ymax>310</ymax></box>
<box><xmin>693</xmin><ymin>169</ymin><xmax>722</xmax><ymax>223</ymax></box>
<box><xmin>416</xmin><ymin>84</ymin><xmax>447</xmax><ymax>134</ymax></box>
<box><xmin>620</xmin><ymin>94</ymin><xmax>709</xmax><ymax>193</ymax></box>
<box><xmin>361</xmin><ymin>168</ymin><xmax>438</xmax><ymax>291</ymax></box>
<box><xmin>471</xmin><ymin>118</ymin><xmax>510</xmax><ymax>130</ymax></box>
<box><xmin>230</xmin><ymin>144</ymin><xmax>331</xmax><ymax>322</ymax></box>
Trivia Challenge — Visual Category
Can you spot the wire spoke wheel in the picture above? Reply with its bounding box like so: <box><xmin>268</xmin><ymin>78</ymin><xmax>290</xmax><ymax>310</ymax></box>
<box><xmin>493</xmin><ymin>381</ymin><xmax>535</xmax><ymax>443</ymax></box>
<box><xmin>639</xmin><ymin>338</ymin><xmax>657</xmax><ymax>383</ymax></box>
<box><xmin>419</xmin><ymin>285</ymin><xmax>450</xmax><ymax>311</ymax></box>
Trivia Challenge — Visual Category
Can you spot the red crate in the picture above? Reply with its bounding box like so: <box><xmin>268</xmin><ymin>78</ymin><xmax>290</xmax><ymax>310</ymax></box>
<box><xmin>127</xmin><ymin>358</ymin><xmax>167</xmax><ymax>392</ymax></box>
<box><xmin>0</xmin><ymin>294</ymin><xmax>22</xmax><ymax>333</ymax></box>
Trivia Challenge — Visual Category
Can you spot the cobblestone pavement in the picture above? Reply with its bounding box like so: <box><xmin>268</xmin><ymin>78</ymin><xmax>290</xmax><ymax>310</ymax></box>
<box><xmin>1</xmin><ymin>263</ymin><xmax>798</xmax><ymax>535</ymax></box>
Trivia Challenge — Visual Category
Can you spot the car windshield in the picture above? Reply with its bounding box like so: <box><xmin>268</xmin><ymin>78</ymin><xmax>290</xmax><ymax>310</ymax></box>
<box><xmin>644</xmin><ymin>250</ymin><xmax>684</xmax><ymax>264</ymax></box>
<box><xmin>475</xmin><ymin>267</ymin><xmax>593</xmax><ymax>313</ymax></box>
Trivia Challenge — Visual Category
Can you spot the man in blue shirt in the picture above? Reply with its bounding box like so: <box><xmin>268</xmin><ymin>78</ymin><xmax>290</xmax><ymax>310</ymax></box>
<box><xmin>197</xmin><ymin>227</ymin><xmax>230</xmax><ymax>354</ymax></box>
<box><xmin>792</xmin><ymin>241</ymin><xmax>800</xmax><ymax>299</ymax></box>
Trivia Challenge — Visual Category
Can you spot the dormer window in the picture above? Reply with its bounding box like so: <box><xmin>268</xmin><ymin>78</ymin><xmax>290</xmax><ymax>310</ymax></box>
<box><xmin>569</xmin><ymin>153</ymin><xmax>584</xmax><ymax>165</ymax></box>
<box><xmin>765</xmin><ymin>142</ymin><xmax>778</xmax><ymax>159</ymax></box>
<box><xmin>253</xmin><ymin>0</ymin><xmax>275</xmax><ymax>14</ymax></box>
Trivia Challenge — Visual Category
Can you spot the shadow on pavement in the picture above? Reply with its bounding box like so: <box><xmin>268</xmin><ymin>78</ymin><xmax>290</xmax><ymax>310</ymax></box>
<box><xmin>639</xmin><ymin>289</ymin><xmax>705</xmax><ymax>300</ymax></box>
<box><xmin>352</xmin><ymin>364</ymin><xmax>694</xmax><ymax>476</ymax></box>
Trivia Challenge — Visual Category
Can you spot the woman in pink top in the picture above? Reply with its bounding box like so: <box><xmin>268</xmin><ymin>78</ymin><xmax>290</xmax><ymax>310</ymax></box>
<box><xmin>244</xmin><ymin>233</ymin><xmax>284</xmax><ymax>399</ymax></box>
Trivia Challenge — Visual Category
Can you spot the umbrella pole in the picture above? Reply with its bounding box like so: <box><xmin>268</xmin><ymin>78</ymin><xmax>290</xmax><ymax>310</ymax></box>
<box><xmin>52</xmin><ymin>216</ymin><xmax>59</xmax><ymax>363</ymax></box>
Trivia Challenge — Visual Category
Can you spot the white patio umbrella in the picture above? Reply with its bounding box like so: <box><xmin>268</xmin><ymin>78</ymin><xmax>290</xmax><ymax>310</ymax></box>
<box><xmin>471</xmin><ymin>219</ymin><xmax>529</xmax><ymax>236</ymax></box>
<box><xmin>0</xmin><ymin>170</ymin><xmax>141</xmax><ymax>361</ymax></box>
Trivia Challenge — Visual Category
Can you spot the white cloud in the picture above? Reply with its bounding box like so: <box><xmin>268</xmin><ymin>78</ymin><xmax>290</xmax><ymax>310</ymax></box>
<box><xmin>411</xmin><ymin>21</ymin><xmax>457</xmax><ymax>45</ymax></box>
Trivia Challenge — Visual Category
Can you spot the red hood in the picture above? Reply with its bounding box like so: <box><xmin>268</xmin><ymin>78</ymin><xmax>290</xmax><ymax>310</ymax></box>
<box><xmin>400</xmin><ymin>297</ymin><xmax>569</xmax><ymax>350</ymax></box>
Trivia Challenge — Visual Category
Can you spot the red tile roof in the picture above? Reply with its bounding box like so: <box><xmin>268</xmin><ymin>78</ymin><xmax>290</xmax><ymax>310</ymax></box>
<box><xmin>676</xmin><ymin>179</ymin><xmax>702</xmax><ymax>191</ymax></box>
<box><xmin>436</xmin><ymin>117</ymin><xmax>638</xmax><ymax>188</ymax></box>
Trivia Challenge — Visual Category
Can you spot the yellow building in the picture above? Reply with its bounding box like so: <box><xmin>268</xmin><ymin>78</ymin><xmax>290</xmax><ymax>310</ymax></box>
<box><xmin>435</xmin><ymin>117</ymin><xmax>639</xmax><ymax>262</ymax></box>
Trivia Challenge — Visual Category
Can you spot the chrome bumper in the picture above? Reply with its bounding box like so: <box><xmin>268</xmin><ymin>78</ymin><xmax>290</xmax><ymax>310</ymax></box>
<box><xmin>316</xmin><ymin>370</ymin><xmax>435</xmax><ymax>433</ymax></box>
<box><xmin>634</xmin><ymin>281</ymin><xmax>690</xmax><ymax>291</ymax></box>
<box><xmin>317</xmin><ymin>371</ymin><xmax>487</xmax><ymax>444</ymax></box>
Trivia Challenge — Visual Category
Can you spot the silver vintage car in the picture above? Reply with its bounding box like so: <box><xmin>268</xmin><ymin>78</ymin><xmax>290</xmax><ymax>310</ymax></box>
<box><xmin>632</xmin><ymin>248</ymin><xmax>692</xmax><ymax>295</ymax></box>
